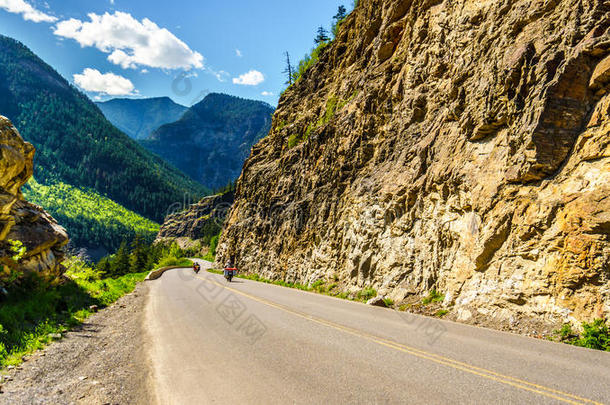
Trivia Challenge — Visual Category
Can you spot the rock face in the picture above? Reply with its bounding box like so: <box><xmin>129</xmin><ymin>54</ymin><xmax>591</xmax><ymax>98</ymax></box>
<box><xmin>218</xmin><ymin>0</ymin><xmax>610</xmax><ymax>330</ymax></box>
<box><xmin>0</xmin><ymin>116</ymin><xmax>68</xmax><ymax>285</ymax></box>
<box><xmin>156</xmin><ymin>192</ymin><xmax>234</xmax><ymax>244</ymax></box>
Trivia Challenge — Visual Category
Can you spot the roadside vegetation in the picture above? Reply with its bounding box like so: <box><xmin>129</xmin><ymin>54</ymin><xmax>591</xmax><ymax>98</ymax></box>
<box><xmin>0</xmin><ymin>258</ymin><xmax>147</xmax><ymax>367</ymax></box>
<box><xmin>205</xmin><ymin>268</ymin><xmax>382</xmax><ymax>303</ymax></box>
<box><xmin>552</xmin><ymin>320</ymin><xmax>610</xmax><ymax>351</ymax></box>
<box><xmin>0</xmin><ymin>240</ymin><xmax>195</xmax><ymax>368</ymax></box>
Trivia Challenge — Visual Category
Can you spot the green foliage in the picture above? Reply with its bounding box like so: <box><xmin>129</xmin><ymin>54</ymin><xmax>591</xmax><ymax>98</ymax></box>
<box><xmin>383</xmin><ymin>298</ymin><xmax>395</xmax><ymax>307</ymax></box>
<box><xmin>435</xmin><ymin>310</ymin><xmax>449</xmax><ymax>317</ymax></box>
<box><xmin>156</xmin><ymin>256</ymin><xmax>193</xmax><ymax>269</ymax></box>
<box><xmin>291</xmin><ymin>41</ymin><xmax>330</xmax><ymax>84</ymax></box>
<box><xmin>287</xmin><ymin>133</ymin><xmax>300</xmax><ymax>149</ymax></box>
<box><xmin>332</xmin><ymin>5</ymin><xmax>348</xmax><ymax>37</ymax></box>
<box><xmin>0</xmin><ymin>35</ymin><xmax>207</xmax><ymax>223</ymax></box>
<box><xmin>203</xmin><ymin>232</ymin><xmax>221</xmax><ymax>262</ymax></box>
<box><xmin>8</xmin><ymin>240</ymin><xmax>26</xmax><ymax>261</ymax></box>
<box><xmin>23</xmin><ymin>179</ymin><xmax>160</xmax><ymax>253</ymax></box>
<box><xmin>286</xmin><ymin>92</ymin><xmax>359</xmax><ymax>149</ymax></box>
<box><xmin>315</xmin><ymin>26</ymin><xmax>330</xmax><ymax>44</ymax></box>
<box><xmin>0</xmin><ymin>257</ymin><xmax>147</xmax><ymax>367</ymax></box>
<box><xmin>422</xmin><ymin>289</ymin><xmax>445</xmax><ymax>305</ymax></box>
<box><xmin>556</xmin><ymin>320</ymin><xmax>610</xmax><ymax>351</ymax></box>
<box><xmin>357</xmin><ymin>287</ymin><xmax>377</xmax><ymax>302</ymax></box>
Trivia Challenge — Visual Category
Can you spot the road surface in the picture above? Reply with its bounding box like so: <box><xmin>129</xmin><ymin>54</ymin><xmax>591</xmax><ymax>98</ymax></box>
<box><xmin>145</xmin><ymin>260</ymin><xmax>610</xmax><ymax>404</ymax></box>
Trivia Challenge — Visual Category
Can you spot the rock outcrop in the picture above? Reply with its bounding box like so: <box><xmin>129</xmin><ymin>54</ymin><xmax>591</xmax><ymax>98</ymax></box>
<box><xmin>156</xmin><ymin>191</ymin><xmax>234</xmax><ymax>245</ymax></box>
<box><xmin>0</xmin><ymin>116</ymin><xmax>68</xmax><ymax>285</ymax></box>
<box><xmin>218</xmin><ymin>0</ymin><xmax>610</xmax><ymax>331</ymax></box>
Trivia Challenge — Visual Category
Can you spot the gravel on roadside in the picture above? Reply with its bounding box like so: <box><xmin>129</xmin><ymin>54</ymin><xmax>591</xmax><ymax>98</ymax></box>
<box><xmin>0</xmin><ymin>282</ymin><xmax>154</xmax><ymax>405</ymax></box>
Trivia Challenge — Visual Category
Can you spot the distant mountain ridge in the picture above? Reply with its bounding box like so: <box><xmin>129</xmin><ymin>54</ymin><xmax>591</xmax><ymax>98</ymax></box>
<box><xmin>96</xmin><ymin>97</ymin><xmax>188</xmax><ymax>140</ymax></box>
<box><xmin>0</xmin><ymin>34</ymin><xmax>207</xmax><ymax>225</ymax></box>
<box><xmin>140</xmin><ymin>93</ymin><xmax>274</xmax><ymax>190</ymax></box>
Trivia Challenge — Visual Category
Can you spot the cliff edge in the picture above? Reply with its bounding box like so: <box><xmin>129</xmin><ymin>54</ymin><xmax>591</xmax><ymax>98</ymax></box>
<box><xmin>0</xmin><ymin>116</ymin><xmax>68</xmax><ymax>287</ymax></box>
<box><xmin>218</xmin><ymin>0</ymin><xmax>610</xmax><ymax>330</ymax></box>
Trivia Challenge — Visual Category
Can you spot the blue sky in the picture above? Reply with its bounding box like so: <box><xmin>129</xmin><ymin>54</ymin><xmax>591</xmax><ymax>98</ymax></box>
<box><xmin>0</xmin><ymin>0</ymin><xmax>350</xmax><ymax>106</ymax></box>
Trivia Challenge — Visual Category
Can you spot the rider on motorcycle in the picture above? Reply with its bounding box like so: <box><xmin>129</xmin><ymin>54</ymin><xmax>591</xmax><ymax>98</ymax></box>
<box><xmin>224</xmin><ymin>257</ymin><xmax>237</xmax><ymax>282</ymax></box>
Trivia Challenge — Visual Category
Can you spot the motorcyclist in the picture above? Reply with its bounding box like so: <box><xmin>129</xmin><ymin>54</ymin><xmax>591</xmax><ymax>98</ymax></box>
<box><xmin>224</xmin><ymin>256</ymin><xmax>237</xmax><ymax>281</ymax></box>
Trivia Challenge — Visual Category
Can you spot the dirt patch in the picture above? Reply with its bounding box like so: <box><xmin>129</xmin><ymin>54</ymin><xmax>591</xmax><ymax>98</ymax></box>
<box><xmin>0</xmin><ymin>283</ymin><xmax>154</xmax><ymax>404</ymax></box>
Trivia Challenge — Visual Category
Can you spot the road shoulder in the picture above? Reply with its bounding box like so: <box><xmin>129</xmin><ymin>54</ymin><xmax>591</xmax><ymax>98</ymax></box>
<box><xmin>0</xmin><ymin>283</ymin><xmax>153</xmax><ymax>404</ymax></box>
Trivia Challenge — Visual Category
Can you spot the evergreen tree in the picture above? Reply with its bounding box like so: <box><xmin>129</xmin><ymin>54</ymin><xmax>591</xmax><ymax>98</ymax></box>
<box><xmin>315</xmin><ymin>26</ymin><xmax>330</xmax><ymax>44</ymax></box>
<box><xmin>111</xmin><ymin>241</ymin><xmax>131</xmax><ymax>278</ymax></box>
<box><xmin>282</xmin><ymin>51</ymin><xmax>294</xmax><ymax>86</ymax></box>
<box><xmin>129</xmin><ymin>234</ymin><xmax>148</xmax><ymax>273</ymax></box>
<box><xmin>97</xmin><ymin>257</ymin><xmax>112</xmax><ymax>277</ymax></box>
<box><xmin>332</xmin><ymin>5</ymin><xmax>348</xmax><ymax>37</ymax></box>
<box><xmin>334</xmin><ymin>5</ymin><xmax>347</xmax><ymax>22</ymax></box>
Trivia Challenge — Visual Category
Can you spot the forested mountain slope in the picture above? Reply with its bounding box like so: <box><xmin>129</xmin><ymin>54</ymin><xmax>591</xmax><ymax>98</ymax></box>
<box><xmin>218</xmin><ymin>0</ymin><xmax>610</xmax><ymax>332</ymax></box>
<box><xmin>0</xmin><ymin>35</ymin><xmax>207</xmax><ymax>223</ymax></box>
<box><xmin>140</xmin><ymin>93</ymin><xmax>273</xmax><ymax>189</ymax></box>
<box><xmin>96</xmin><ymin>97</ymin><xmax>187</xmax><ymax>140</ymax></box>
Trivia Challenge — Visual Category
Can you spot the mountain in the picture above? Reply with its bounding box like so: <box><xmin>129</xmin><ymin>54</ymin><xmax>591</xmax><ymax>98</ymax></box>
<box><xmin>217</xmin><ymin>0</ymin><xmax>610</xmax><ymax>333</ymax></box>
<box><xmin>96</xmin><ymin>97</ymin><xmax>188</xmax><ymax>140</ymax></box>
<box><xmin>0</xmin><ymin>35</ymin><xmax>207</xmax><ymax>224</ymax></box>
<box><xmin>140</xmin><ymin>93</ymin><xmax>274</xmax><ymax>190</ymax></box>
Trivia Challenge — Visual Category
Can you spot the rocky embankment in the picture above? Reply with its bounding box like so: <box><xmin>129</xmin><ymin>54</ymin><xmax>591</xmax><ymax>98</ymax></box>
<box><xmin>218</xmin><ymin>0</ymin><xmax>610</xmax><ymax>331</ymax></box>
<box><xmin>156</xmin><ymin>191</ymin><xmax>233</xmax><ymax>246</ymax></box>
<box><xmin>0</xmin><ymin>116</ymin><xmax>68</xmax><ymax>286</ymax></box>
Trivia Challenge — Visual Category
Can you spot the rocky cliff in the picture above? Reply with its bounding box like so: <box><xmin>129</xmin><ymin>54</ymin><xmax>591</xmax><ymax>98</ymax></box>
<box><xmin>218</xmin><ymin>0</ymin><xmax>610</xmax><ymax>331</ymax></box>
<box><xmin>156</xmin><ymin>192</ymin><xmax>234</xmax><ymax>247</ymax></box>
<box><xmin>0</xmin><ymin>116</ymin><xmax>68</xmax><ymax>286</ymax></box>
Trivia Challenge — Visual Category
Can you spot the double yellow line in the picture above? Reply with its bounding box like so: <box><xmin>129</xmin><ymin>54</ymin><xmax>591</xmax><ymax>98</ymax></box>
<box><xmin>195</xmin><ymin>274</ymin><xmax>603</xmax><ymax>405</ymax></box>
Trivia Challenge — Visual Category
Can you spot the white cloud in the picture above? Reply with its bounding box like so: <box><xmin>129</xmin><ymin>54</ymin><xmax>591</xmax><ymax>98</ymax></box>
<box><xmin>140</xmin><ymin>69</ymin><xmax>149</xmax><ymax>74</ymax></box>
<box><xmin>0</xmin><ymin>0</ymin><xmax>57</xmax><ymax>22</ymax></box>
<box><xmin>235</xmin><ymin>49</ymin><xmax>242</xmax><ymax>57</ymax></box>
<box><xmin>54</xmin><ymin>11</ymin><xmax>204</xmax><ymax>70</ymax></box>
<box><xmin>206</xmin><ymin>68</ymin><xmax>229</xmax><ymax>82</ymax></box>
<box><xmin>232</xmin><ymin>70</ymin><xmax>264</xmax><ymax>86</ymax></box>
<box><xmin>73</xmin><ymin>68</ymin><xmax>136</xmax><ymax>96</ymax></box>
<box><xmin>261</xmin><ymin>91</ymin><xmax>274</xmax><ymax>96</ymax></box>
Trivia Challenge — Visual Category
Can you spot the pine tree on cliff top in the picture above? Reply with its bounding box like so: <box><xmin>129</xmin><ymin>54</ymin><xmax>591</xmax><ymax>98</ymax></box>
<box><xmin>315</xmin><ymin>26</ymin><xmax>330</xmax><ymax>44</ymax></box>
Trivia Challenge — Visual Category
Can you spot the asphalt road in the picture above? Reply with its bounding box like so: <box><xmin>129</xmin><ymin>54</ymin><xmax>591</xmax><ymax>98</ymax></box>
<box><xmin>145</xmin><ymin>260</ymin><xmax>610</xmax><ymax>405</ymax></box>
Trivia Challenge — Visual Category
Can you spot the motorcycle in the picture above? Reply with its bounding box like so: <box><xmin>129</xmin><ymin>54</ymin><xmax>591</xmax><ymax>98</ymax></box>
<box><xmin>224</xmin><ymin>267</ymin><xmax>237</xmax><ymax>282</ymax></box>
<box><xmin>193</xmin><ymin>263</ymin><xmax>201</xmax><ymax>274</ymax></box>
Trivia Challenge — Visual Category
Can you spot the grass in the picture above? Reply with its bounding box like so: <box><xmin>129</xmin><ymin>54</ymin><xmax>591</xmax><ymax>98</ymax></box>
<box><xmin>435</xmin><ymin>310</ymin><xmax>449</xmax><ymax>318</ymax></box>
<box><xmin>356</xmin><ymin>287</ymin><xmax>377</xmax><ymax>302</ymax></box>
<box><xmin>286</xmin><ymin>92</ymin><xmax>357</xmax><ymax>149</ymax></box>
<box><xmin>156</xmin><ymin>256</ymin><xmax>193</xmax><ymax>269</ymax></box>
<box><xmin>0</xmin><ymin>257</ymin><xmax>148</xmax><ymax>368</ymax></box>
<box><xmin>383</xmin><ymin>298</ymin><xmax>395</xmax><ymax>307</ymax></box>
<box><xmin>422</xmin><ymin>289</ymin><xmax>445</xmax><ymax>305</ymax></box>
<box><xmin>553</xmin><ymin>320</ymin><xmax>610</xmax><ymax>351</ymax></box>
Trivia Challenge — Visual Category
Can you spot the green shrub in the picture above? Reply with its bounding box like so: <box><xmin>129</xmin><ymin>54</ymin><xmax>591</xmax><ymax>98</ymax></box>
<box><xmin>557</xmin><ymin>320</ymin><xmax>610</xmax><ymax>351</ymax></box>
<box><xmin>357</xmin><ymin>287</ymin><xmax>377</xmax><ymax>302</ymax></box>
<box><xmin>383</xmin><ymin>298</ymin><xmax>394</xmax><ymax>307</ymax></box>
<box><xmin>291</xmin><ymin>41</ymin><xmax>330</xmax><ymax>84</ymax></box>
<box><xmin>156</xmin><ymin>256</ymin><xmax>193</xmax><ymax>269</ymax></box>
<box><xmin>435</xmin><ymin>310</ymin><xmax>449</xmax><ymax>317</ymax></box>
<box><xmin>422</xmin><ymin>289</ymin><xmax>445</xmax><ymax>305</ymax></box>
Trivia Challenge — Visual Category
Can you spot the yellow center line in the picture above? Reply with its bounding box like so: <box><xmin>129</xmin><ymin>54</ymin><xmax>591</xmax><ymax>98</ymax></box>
<box><xmin>194</xmin><ymin>273</ymin><xmax>603</xmax><ymax>405</ymax></box>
